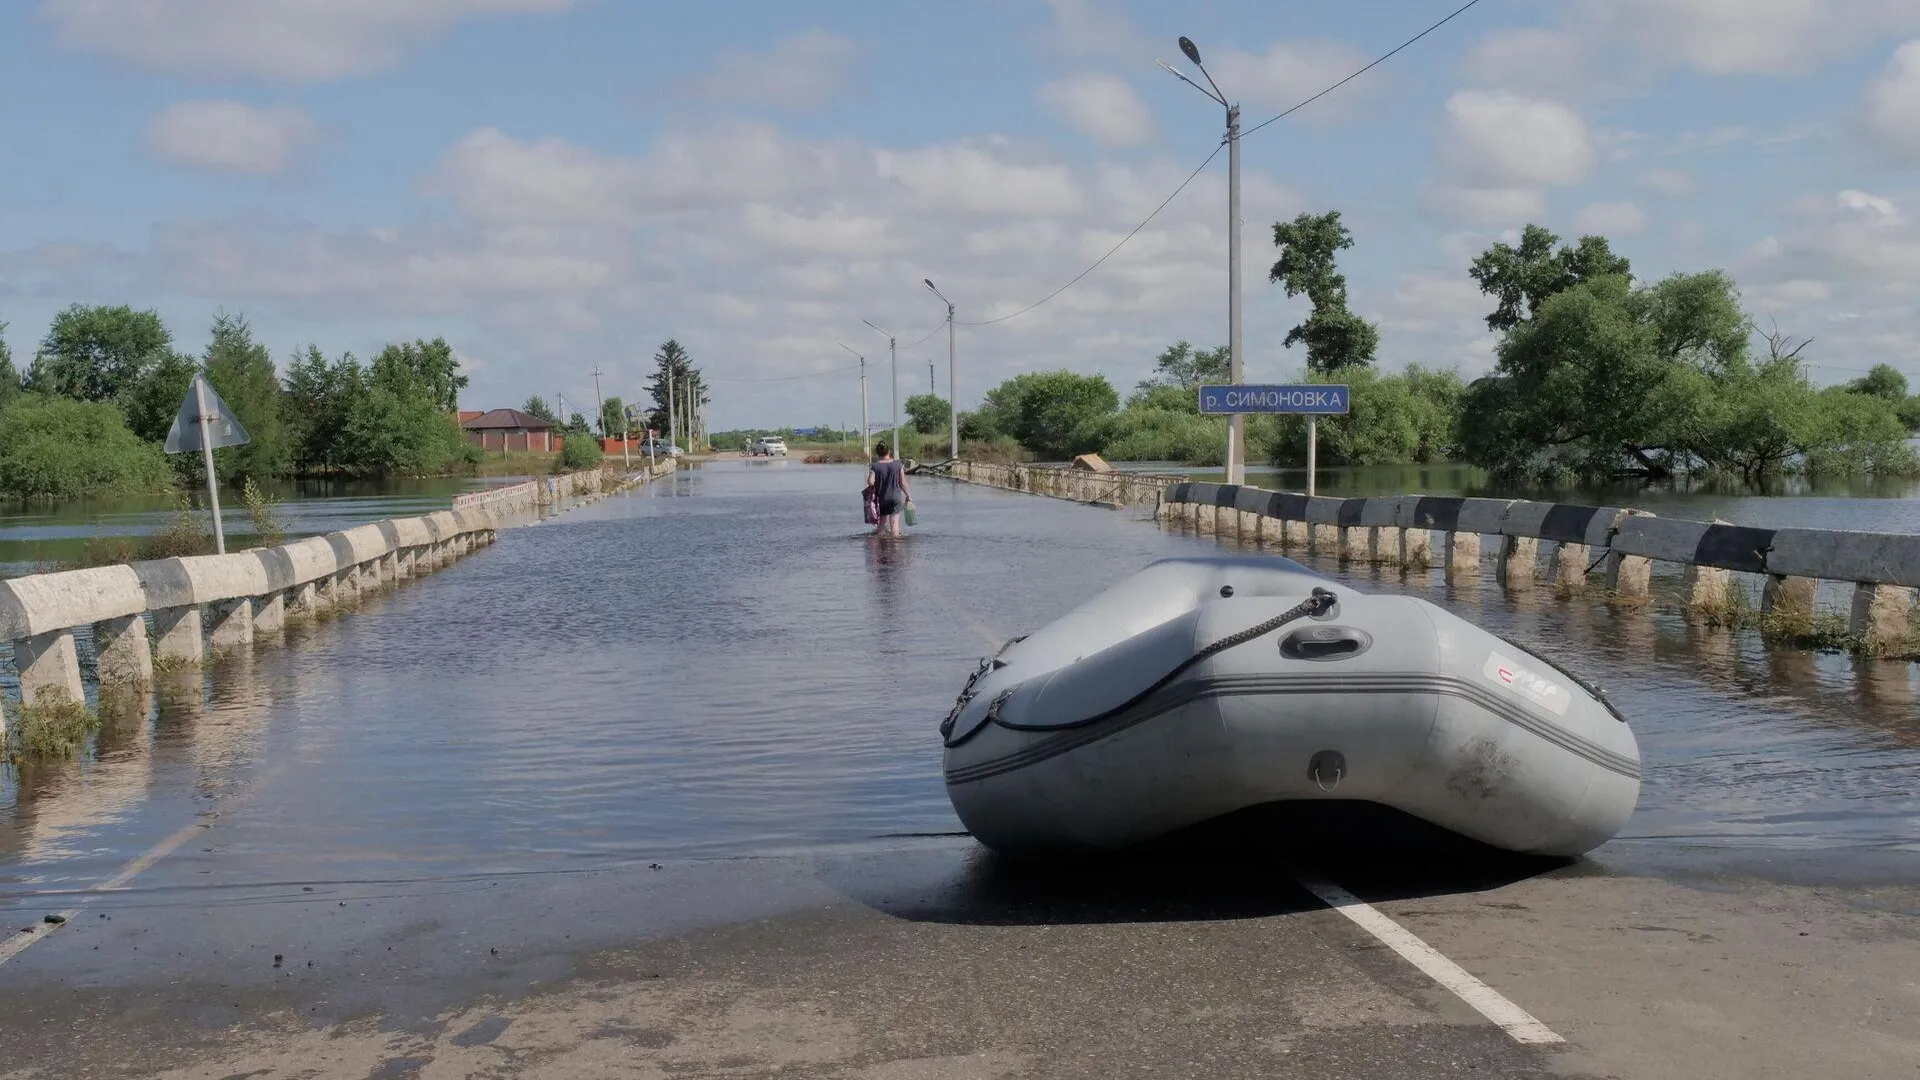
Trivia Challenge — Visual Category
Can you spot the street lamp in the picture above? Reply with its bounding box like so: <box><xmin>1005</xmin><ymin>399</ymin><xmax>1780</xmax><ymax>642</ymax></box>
<box><xmin>1159</xmin><ymin>35</ymin><xmax>1245</xmax><ymax>485</ymax></box>
<box><xmin>838</xmin><ymin>342</ymin><xmax>870</xmax><ymax>457</ymax></box>
<box><xmin>924</xmin><ymin>278</ymin><xmax>957</xmax><ymax>462</ymax></box>
<box><xmin>862</xmin><ymin>318</ymin><xmax>900</xmax><ymax>460</ymax></box>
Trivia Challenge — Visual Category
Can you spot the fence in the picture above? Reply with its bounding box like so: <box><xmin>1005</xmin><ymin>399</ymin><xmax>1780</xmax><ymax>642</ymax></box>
<box><xmin>1158</xmin><ymin>482</ymin><xmax>1920</xmax><ymax>652</ymax></box>
<box><xmin>451</xmin><ymin>460</ymin><xmax>677</xmax><ymax>515</ymax></box>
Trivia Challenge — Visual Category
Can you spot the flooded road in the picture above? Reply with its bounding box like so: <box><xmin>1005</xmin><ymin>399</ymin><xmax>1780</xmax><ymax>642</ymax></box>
<box><xmin>2</xmin><ymin>460</ymin><xmax>1917</xmax><ymax>1079</ymax></box>
<box><xmin>2</xmin><ymin>459</ymin><xmax>1915</xmax><ymax>905</ymax></box>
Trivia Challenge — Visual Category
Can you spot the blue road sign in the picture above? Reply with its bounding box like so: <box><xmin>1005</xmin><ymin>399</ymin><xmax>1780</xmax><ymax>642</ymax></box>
<box><xmin>1198</xmin><ymin>384</ymin><xmax>1350</xmax><ymax>415</ymax></box>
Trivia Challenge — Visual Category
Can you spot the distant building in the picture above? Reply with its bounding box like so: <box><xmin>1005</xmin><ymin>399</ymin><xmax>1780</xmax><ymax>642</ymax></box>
<box><xmin>461</xmin><ymin>408</ymin><xmax>555</xmax><ymax>453</ymax></box>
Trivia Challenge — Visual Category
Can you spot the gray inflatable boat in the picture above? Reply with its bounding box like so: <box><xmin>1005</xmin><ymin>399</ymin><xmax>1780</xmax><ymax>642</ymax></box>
<box><xmin>940</xmin><ymin>555</ymin><xmax>1641</xmax><ymax>857</ymax></box>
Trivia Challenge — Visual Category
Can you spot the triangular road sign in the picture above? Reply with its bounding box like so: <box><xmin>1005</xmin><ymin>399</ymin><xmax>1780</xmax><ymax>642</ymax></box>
<box><xmin>163</xmin><ymin>373</ymin><xmax>251</xmax><ymax>454</ymax></box>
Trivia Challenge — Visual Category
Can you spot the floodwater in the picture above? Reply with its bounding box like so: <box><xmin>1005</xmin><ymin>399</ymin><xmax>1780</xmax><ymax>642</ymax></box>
<box><xmin>0</xmin><ymin>475</ymin><xmax>527</xmax><ymax>579</ymax></box>
<box><xmin>0</xmin><ymin>460</ymin><xmax>1916</xmax><ymax>917</ymax></box>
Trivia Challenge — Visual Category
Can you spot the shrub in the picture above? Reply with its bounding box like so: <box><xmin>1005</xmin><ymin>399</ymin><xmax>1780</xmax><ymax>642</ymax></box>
<box><xmin>557</xmin><ymin>434</ymin><xmax>603</xmax><ymax>471</ymax></box>
<box><xmin>0</xmin><ymin>394</ymin><xmax>175</xmax><ymax>500</ymax></box>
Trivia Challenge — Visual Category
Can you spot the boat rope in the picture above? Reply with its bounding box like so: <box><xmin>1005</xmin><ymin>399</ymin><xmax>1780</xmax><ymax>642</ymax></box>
<box><xmin>982</xmin><ymin>586</ymin><xmax>1339</xmax><ymax>736</ymax></box>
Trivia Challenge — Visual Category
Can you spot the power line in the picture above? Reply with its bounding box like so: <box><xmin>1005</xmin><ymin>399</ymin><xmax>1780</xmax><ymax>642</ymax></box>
<box><xmin>879</xmin><ymin>4</ymin><xmax>1481</xmax><ymax>338</ymax></box>
<box><xmin>1241</xmin><ymin>0</ymin><xmax>1484</xmax><ymax>140</ymax></box>
<box><xmin>951</xmin><ymin>142</ymin><xmax>1227</xmax><ymax>329</ymax></box>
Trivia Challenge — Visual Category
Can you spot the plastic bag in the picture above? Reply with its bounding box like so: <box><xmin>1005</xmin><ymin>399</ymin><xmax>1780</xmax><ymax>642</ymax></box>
<box><xmin>903</xmin><ymin>500</ymin><xmax>918</xmax><ymax>527</ymax></box>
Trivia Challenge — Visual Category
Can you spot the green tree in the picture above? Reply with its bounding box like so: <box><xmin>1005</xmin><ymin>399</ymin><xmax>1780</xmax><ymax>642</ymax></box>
<box><xmin>644</xmin><ymin>339</ymin><xmax>708</xmax><ymax>441</ymax></box>
<box><xmin>1469</xmin><ymin>225</ymin><xmax>1633</xmax><ymax>333</ymax></box>
<box><xmin>523</xmin><ymin>395</ymin><xmax>558</xmax><ymax>423</ymax></box>
<box><xmin>1262</xmin><ymin>364</ymin><xmax>1464</xmax><ymax>467</ymax></box>
<box><xmin>1845</xmin><ymin>362</ymin><xmax>1906</xmax><ymax>400</ymax></box>
<box><xmin>368</xmin><ymin>337</ymin><xmax>468</xmax><ymax>413</ymax></box>
<box><xmin>1135</xmin><ymin>340</ymin><xmax>1228</xmax><ymax>396</ymax></box>
<box><xmin>119</xmin><ymin>349</ymin><xmax>197</xmax><ymax>445</ymax></box>
<box><xmin>976</xmin><ymin>370</ymin><xmax>1119</xmax><ymax>460</ymax></box>
<box><xmin>563</xmin><ymin>411</ymin><xmax>592</xmax><ymax>437</ymax></box>
<box><xmin>0</xmin><ymin>320</ymin><xmax>20</xmax><ymax>410</ymax></box>
<box><xmin>0</xmin><ymin>394</ymin><xmax>174</xmax><ymax>500</ymax></box>
<box><xmin>600</xmin><ymin>395</ymin><xmax>626</xmax><ymax>438</ymax></box>
<box><xmin>202</xmin><ymin>312</ymin><xmax>290</xmax><ymax>483</ymax></box>
<box><xmin>1456</xmin><ymin>270</ymin><xmax>1751</xmax><ymax>480</ymax></box>
<box><xmin>28</xmin><ymin>303</ymin><xmax>173</xmax><ymax>403</ymax></box>
<box><xmin>283</xmin><ymin>346</ymin><xmax>367</xmax><ymax>474</ymax></box>
<box><xmin>1269</xmin><ymin>211</ymin><xmax>1379</xmax><ymax>373</ymax></box>
<box><xmin>905</xmin><ymin>392</ymin><xmax>950</xmax><ymax>433</ymax></box>
<box><xmin>340</xmin><ymin>388</ymin><xmax>470</xmax><ymax>478</ymax></box>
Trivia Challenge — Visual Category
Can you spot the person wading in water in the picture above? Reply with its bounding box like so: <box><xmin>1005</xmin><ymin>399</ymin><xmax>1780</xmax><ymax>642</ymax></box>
<box><xmin>866</xmin><ymin>441</ymin><xmax>911</xmax><ymax>538</ymax></box>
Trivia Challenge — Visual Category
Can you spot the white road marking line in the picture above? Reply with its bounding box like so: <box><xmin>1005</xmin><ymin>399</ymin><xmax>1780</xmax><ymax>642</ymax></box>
<box><xmin>1293</xmin><ymin>870</ymin><xmax>1565</xmax><ymax>1046</ymax></box>
<box><xmin>0</xmin><ymin>811</ymin><xmax>233</xmax><ymax>970</ymax></box>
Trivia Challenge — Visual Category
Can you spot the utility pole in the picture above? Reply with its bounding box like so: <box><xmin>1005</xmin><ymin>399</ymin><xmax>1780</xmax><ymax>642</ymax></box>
<box><xmin>1162</xmin><ymin>36</ymin><xmax>1245</xmax><ymax>485</ymax></box>
<box><xmin>924</xmin><ymin>279</ymin><xmax>958</xmax><ymax>461</ymax></box>
<box><xmin>864</xmin><ymin>319</ymin><xmax>899</xmax><ymax>457</ymax></box>
<box><xmin>666</xmin><ymin>364</ymin><xmax>677</xmax><ymax>452</ymax></box>
<box><xmin>591</xmin><ymin>366</ymin><xmax>606</xmax><ymax>441</ymax></box>
<box><xmin>928</xmin><ymin>360</ymin><xmax>935</xmax><ymax>396</ymax></box>
<box><xmin>840</xmin><ymin>343</ymin><xmax>869</xmax><ymax>457</ymax></box>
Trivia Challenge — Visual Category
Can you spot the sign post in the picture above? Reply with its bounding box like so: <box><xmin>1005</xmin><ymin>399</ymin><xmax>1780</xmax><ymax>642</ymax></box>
<box><xmin>163</xmin><ymin>373</ymin><xmax>251</xmax><ymax>554</ymax></box>
<box><xmin>1197</xmin><ymin>383</ymin><xmax>1350</xmax><ymax>497</ymax></box>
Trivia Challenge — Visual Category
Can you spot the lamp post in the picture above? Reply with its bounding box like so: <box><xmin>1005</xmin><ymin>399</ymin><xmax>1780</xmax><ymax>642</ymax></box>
<box><xmin>839</xmin><ymin>342</ymin><xmax>870</xmax><ymax>457</ymax></box>
<box><xmin>862</xmin><ymin>318</ymin><xmax>900</xmax><ymax>459</ymax></box>
<box><xmin>1159</xmin><ymin>35</ymin><xmax>1244</xmax><ymax>485</ymax></box>
<box><xmin>924</xmin><ymin>278</ymin><xmax>957</xmax><ymax>462</ymax></box>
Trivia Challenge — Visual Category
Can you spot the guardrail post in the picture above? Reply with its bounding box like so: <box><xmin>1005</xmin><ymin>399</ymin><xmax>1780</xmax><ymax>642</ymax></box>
<box><xmin>13</xmin><ymin>629</ymin><xmax>85</xmax><ymax>707</ymax></box>
<box><xmin>208</xmin><ymin>599</ymin><xmax>254</xmax><ymax>652</ymax></box>
<box><xmin>253</xmin><ymin>591</ymin><xmax>287</xmax><ymax>635</ymax></box>
<box><xmin>1850</xmin><ymin>583</ymin><xmax>1916</xmax><ymax>653</ymax></box>
<box><xmin>1552</xmin><ymin>541</ymin><xmax>1590</xmax><ymax>591</ymax></box>
<box><xmin>1682</xmin><ymin>565</ymin><xmax>1729</xmax><ymax>618</ymax></box>
<box><xmin>1283</xmin><ymin>518</ymin><xmax>1308</xmax><ymax>549</ymax></box>
<box><xmin>93</xmin><ymin>614</ymin><xmax>154</xmax><ymax>690</ymax></box>
<box><xmin>1310</xmin><ymin>522</ymin><xmax>1339</xmax><ymax>554</ymax></box>
<box><xmin>378</xmin><ymin>552</ymin><xmax>398</xmax><ymax>584</ymax></box>
<box><xmin>1497</xmin><ymin>536</ymin><xmax>1538</xmax><ymax>591</ymax></box>
<box><xmin>1761</xmin><ymin>574</ymin><xmax>1817</xmax><ymax>620</ymax></box>
<box><xmin>153</xmin><ymin>605</ymin><xmax>205</xmax><ymax>665</ymax></box>
<box><xmin>1604</xmin><ymin>511</ymin><xmax>1654</xmax><ymax>599</ymax></box>
<box><xmin>1369</xmin><ymin>527</ymin><xmax>1400</xmax><ymax>566</ymax></box>
<box><xmin>290</xmin><ymin>581</ymin><xmax>321</xmax><ymax>616</ymax></box>
<box><xmin>1400</xmin><ymin>528</ymin><xmax>1433</xmax><ymax>567</ymax></box>
<box><xmin>1443</xmin><ymin>530</ymin><xmax>1481</xmax><ymax>582</ymax></box>
<box><xmin>1338</xmin><ymin>524</ymin><xmax>1365</xmax><ymax>562</ymax></box>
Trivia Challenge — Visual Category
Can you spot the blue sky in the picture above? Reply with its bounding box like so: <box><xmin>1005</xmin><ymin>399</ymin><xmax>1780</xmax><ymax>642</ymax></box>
<box><xmin>2</xmin><ymin>0</ymin><xmax>1918</xmax><ymax>432</ymax></box>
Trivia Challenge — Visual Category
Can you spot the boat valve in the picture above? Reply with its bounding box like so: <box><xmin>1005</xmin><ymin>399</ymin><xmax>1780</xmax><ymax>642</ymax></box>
<box><xmin>1308</xmin><ymin>750</ymin><xmax>1346</xmax><ymax>792</ymax></box>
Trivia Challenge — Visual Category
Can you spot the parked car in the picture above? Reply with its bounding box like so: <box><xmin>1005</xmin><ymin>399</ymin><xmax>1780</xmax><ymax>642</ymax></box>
<box><xmin>638</xmin><ymin>438</ymin><xmax>681</xmax><ymax>457</ymax></box>
<box><xmin>751</xmin><ymin>437</ymin><xmax>788</xmax><ymax>456</ymax></box>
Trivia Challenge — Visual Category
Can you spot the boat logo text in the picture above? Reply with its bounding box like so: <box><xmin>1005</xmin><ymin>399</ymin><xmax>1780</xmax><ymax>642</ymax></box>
<box><xmin>1482</xmin><ymin>652</ymin><xmax>1571</xmax><ymax>716</ymax></box>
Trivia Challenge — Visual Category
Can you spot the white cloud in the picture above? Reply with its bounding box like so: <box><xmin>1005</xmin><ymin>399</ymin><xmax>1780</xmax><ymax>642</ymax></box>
<box><xmin>1737</xmin><ymin>189</ymin><xmax>1920</xmax><ymax>373</ymax></box>
<box><xmin>144</xmin><ymin>100</ymin><xmax>318</xmax><ymax>174</ymax></box>
<box><xmin>1039</xmin><ymin>74</ymin><xmax>1156</xmax><ymax>148</ymax></box>
<box><xmin>1861</xmin><ymin>39</ymin><xmax>1920</xmax><ymax>160</ymax></box>
<box><xmin>874</xmin><ymin>143</ymin><xmax>1084</xmax><ymax>216</ymax></box>
<box><xmin>1424</xmin><ymin>91</ymin><xmax>1593</xmax><ymax>226</ymax></box>
<box><xmin>1572</xmin><ymin>201</ymin><xmax>1651</xmax><ymax>235</ymax></box>
<box><xmin>1038</xmin><ymin>0</ymin><xmax>1153</xmax><ymax>63</ymax></box>
<box><xmin>678</xmin><ymin>29</ymin><xmax>860</xmax><ymax>112</ymax></box>
<box><xmin>1573</xmin><ymin>0</ymin><xmax>1920</xmax><ymax>77</ymax></box>
<box><xmin>1461</xmin><ymin>27</ymin><xmax>1596</xmax><ymax>93</ymax></box>
<box><xmin>1207</xmin><ymin>40</ymin><xmax>1375</xmax><ymax>122</ymax></box>
<box><xmin>1422</xmin><ymin>186</ymin><xmax>1547</xmax><ymax>227</ymax></box>
<box><xmin>1639</xmin><ymin>168</ymin><xmax>1697</xmax><ymax>196</ymax></box>
<box><xmin>39</xmin><ymin>0</ymin><xmax>577</xmax><ymax>82</ymax></box>
<box><xmin>1439</xmin><ymin>91</ymin><xmax>1596</xmax><ymax>189</ymax></box>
